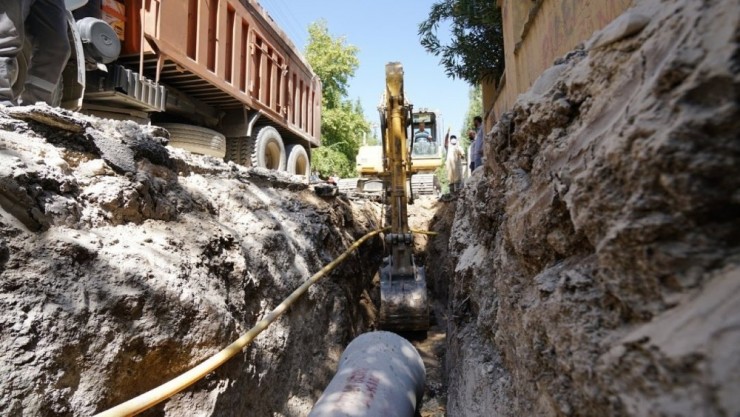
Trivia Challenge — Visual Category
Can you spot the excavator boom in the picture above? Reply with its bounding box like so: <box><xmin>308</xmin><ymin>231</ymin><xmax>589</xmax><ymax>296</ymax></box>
<box><xmin>378</xmin><ymin>63</ymin><xmax>429</xmax><ymax>332</ymax></box>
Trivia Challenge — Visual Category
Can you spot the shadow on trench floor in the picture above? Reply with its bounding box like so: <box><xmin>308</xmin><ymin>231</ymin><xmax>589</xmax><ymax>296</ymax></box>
<box><xmin>397</xmin><ymin>298</ymin><xmax>448</xmax><ymax>417</ymax></box>
<box><xmin>374</xmin><ymin>195</ymin><xmax>451</xmax><ymax>416</ymax></box>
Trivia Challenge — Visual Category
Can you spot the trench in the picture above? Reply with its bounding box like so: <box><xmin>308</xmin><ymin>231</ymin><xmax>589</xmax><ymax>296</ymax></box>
<box><xmin>291</xmin><ymin>193</ymin><xmax>453</xmax><ymax>417</ymax></box>
<box><xmin>0</xmin><ymin>106</ymin><xmax>457</xmax><ymax>417</ymax></box>
<box><xmin>126</xmin><ymin>195</ymin><xmax>453</xmax><ymax>417</ymax></box>
<box><xmin>248</xmin><ymin>194</ymin><xmax>453</xmax><ymax>417</ymax></box>
<box><xmin>405</xmin><ymin>197</ymin><xmax>451</xmax><ymax>417</ymax></box>
<box><xmin>101</xmin><ymin>195</ymin><xmax>452</xmax><ymax>417</ymax></box>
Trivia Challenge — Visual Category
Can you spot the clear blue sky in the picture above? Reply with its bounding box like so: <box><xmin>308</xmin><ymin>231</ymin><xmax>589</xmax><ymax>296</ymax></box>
<box><xmin>259</xmin><ymin>0</ymin><xmax>473</xmax><ymax>139</ymax></box>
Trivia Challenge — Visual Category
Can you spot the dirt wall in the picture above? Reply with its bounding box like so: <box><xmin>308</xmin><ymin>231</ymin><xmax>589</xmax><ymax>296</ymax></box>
<box><xmin>446</xmin><ymin>0</ymin><xmax>740</xmax><ymax>415</ymax></box>
<box><xmin>0</xmin><ymin>107</ymin><xmax>382</xmax><ymax>416</ymax></box>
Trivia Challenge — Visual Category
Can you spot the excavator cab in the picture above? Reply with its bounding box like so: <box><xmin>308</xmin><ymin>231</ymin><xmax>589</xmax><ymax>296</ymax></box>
<box><xmin>376</xmin><ymin>63</ymin><xmax>430</xmax><ymax>332</ymax></box>
<box><xmin>410</xmin><ymin>112</ymin><xmax>441</xmax><ymax>158</ymax></box>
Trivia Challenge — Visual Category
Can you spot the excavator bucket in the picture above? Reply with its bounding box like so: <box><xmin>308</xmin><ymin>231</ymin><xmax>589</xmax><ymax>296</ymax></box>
<box><xmin>378</xmin><ymin>258</ymin><xmax>430</xmax><ymax>332</ymax></box>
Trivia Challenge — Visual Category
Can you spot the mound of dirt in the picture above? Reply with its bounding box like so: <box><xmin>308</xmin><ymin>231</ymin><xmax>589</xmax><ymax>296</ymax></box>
<box><xmin>444</xmin><ymin>1</ymin><xmax>739</xmax><ymax>416</ymax></box>
<box><xmin>0</xmin><ymin>105</ymin><xmax>383</xmax><ymax>416</ymax></box>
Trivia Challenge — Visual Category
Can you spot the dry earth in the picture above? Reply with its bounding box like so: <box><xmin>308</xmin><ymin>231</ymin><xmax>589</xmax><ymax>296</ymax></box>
<box><xmin>0</xmin><ymin>106</ymin><xmax>384</xmax><ymax>416</ymax></box>
<box><xmin>439</xmin><ymin>0</ymin><xmax>740</xmax><ymax>416</ymax></box>
<box><xmin>2</xmin><ymin>0</ymin><xmax>738</xmax><ymax>416</ymax></box>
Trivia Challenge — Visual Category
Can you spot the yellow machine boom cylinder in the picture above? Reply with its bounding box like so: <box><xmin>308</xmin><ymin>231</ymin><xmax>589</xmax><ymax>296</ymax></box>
<box><xmin>385</xmin><ymin>63</ymin><xmax>410</xmax><ymax>236</ymax></box>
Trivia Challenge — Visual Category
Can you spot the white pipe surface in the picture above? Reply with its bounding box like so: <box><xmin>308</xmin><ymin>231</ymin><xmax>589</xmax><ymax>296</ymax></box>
<box><xmin>309</xmin><ymin>331</ymin><xmax>426</xmax><ymax>417</ymax></box>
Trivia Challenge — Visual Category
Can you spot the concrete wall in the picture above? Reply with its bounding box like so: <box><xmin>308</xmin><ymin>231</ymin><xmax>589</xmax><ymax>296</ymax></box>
<box><xmin>486</xmin><ymin>0</ymin><xmax>632</xmax><ymax>127</ymax></box>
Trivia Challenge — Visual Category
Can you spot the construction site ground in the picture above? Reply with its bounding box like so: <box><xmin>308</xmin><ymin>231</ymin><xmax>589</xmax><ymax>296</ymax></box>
<box><xmin>1</xmin><ymin>0</ymin><xmax>739</xmax><ymax>415</ymax></box>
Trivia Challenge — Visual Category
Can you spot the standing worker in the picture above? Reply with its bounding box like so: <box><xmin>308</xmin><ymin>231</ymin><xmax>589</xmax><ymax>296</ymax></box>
<box><xmin>444</xmin><ymin>131</ymin><xmax>464</xmax><ymax>195</ymax></box>
<box><xmin>466</xmin><ymin>128</ymin><xmax>476</xmax><ymax>174</ymax></box>
<box><xmin>0</xmin><ymin>0</ymin><xmax>71</xmax><ymax>107</ymax></box>
<box><xmin>471</xmin><ymin>116</ymin><xmax>484</xmax><ymax>171</ymax></box>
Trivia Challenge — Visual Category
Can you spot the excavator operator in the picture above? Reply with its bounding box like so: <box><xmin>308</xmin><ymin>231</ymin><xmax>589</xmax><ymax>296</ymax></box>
<box><xmin>413</xmin><ymin>121</ymin><xmax>433</xmax><ymax>143</ymax></box>
<box><xmin>0</xmin><ymin>0</ymin><xmax>70</xmax><ymax>107</ymax></box>
<box><xmin>413</xmin><ymin>121</ymin><xmax>435</xmax><ymax>155</ymax></box>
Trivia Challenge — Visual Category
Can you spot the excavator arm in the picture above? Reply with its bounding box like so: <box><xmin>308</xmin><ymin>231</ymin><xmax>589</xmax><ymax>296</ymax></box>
<box><xmin>377</xmin><ymin>63</ymin><xmax>429</xmax><ymax>332</ymax></box>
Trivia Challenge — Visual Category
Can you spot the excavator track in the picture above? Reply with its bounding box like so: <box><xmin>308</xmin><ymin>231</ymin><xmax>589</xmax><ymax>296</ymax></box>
<box><xmin>410</xmin><ymin>173</ymin><xmax>440</xmax><ymax>197</ymax></box>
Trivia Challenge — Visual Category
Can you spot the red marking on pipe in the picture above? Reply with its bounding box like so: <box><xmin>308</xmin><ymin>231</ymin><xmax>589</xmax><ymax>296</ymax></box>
<box><xmin>335</xmin><ymin>368</ymin><xmax>380</xmax><ymax>408</ymax></box>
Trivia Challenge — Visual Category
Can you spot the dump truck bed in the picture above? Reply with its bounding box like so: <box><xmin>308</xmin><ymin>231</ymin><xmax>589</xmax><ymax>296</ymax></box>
<box><xmin>119</xmin><ymin>0</ymin><xmax>321</xmax><ymax>147</ymax></box>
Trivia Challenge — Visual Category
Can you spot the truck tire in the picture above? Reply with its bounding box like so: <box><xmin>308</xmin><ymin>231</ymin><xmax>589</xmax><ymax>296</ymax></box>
<box><xmin>157</xmin><ymin>123</ymin><xmax>226</xmax><ymax>158</ymax></box>
<box><xmin>226</xmin><ymin>136</ymin><xmax>250</xmax><ymax>166</ymax></box>
<box><xmin>12</xmin><ymin>40</ymin><xmax>30</xmax><ymax>101</ymax></box>
<box><xmin>251</xmin><ymin>126</ymin><xmax>286</xmax><ymax>170</ymax></box>
<box><xmin>286</xmin><ymin>144</ymin><xmax>310</xmax><ymax>176</ymax></box>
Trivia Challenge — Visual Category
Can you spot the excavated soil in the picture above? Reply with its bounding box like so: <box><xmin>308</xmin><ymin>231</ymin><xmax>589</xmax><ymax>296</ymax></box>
<box><xmin>441</xmin><ymin>0</ymin><xmax>740</xmax><ymax>416</ymax></box>
<box><xmin>0</xmin><ymin>105</ymin><xmax>384</xmax><ymax>416</ymax></box>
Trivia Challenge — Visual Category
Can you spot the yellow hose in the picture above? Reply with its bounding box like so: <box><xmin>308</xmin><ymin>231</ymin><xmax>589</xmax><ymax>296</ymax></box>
<box><xmin>94</xmin><ymin>227</ymin><xmax>389</xmax><ymax>417</ymax></box>
<box><xmin>411</xmin><ymin>229</ymin><xmax>438</xmax><ymax>236</ymax></box>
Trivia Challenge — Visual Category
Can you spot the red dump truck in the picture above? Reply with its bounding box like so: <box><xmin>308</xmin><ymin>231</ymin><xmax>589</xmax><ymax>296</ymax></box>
<box><xmin>55</xmin><ymin>0</ymin><xmax>321</xmax><ymax>174</ymax></box>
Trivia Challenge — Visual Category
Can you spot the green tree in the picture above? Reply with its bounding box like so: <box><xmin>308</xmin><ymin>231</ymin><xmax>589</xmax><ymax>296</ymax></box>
<box><xmin>305</xmin><ymin>20</ymin><xmax>370</xmax><ymax>177</ymax></box>
<box><xmin>310</xmin><ymin>147</ymin><xmax>354</xmax><ymax>177</ymax></box>
<box><xmin>306</xmin><ymin>20</ymin><xmax>359</xmax><ymax>109</ymax></box>
<box><xmin>435</xmin><ymin>162</ymin><xmax>449</xmax><ymax>194</ymax></box>
<box><xmin>365</xmin><ymin>135</ymin><xmax>379</xmax><ymax>146</ymax></box>
<box><xmin>419</xmin><ymin>0</ymin><xmax>505</xmax><ymax>85</ymax></box>
<box><xmin>320</xmin><ymin>100</ymin><xmax>367</xmax><ymax>160</ymax></box>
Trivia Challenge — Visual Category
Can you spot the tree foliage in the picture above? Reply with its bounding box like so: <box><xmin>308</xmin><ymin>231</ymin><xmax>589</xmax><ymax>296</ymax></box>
<box><xmin>419</xmin><ymin>0</ymin><xmax>505</xmax><ymax>85</ymax></box>
<box><xmin>320</xmin><ymin>99</ymin><xmax>367</xmax><ymax>161</ymax></box>
<box><xmin>435</xmin><ymin>161</ymin><xmax>449</xmax><ymax>194</ymax></box>
<box><xmin>310</xmin><ymin>147</ymin><xmax>353</xmax><ymax>177</ymax></box>
<box><xmin>305</xmin><ymin>21</ymin><xmax>370</xmax><ymax>177</ymax></box>
<box><xmin>305</xmin><ymin>20</ymin><xmax>360</xmax><ymax>109</ymax></box>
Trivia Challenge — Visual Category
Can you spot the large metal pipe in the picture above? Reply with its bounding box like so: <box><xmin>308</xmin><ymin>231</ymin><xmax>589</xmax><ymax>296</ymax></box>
<box><xmin>309</xmin><ymin>331</ymin><xmax>426</xmax><ymax>417</ymax></box>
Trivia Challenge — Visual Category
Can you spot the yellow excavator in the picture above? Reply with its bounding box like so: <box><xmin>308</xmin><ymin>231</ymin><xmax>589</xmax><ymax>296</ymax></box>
<box><xmin>337</xmin><ymin>105</ymin><xmax>442</xmax><ymax>198</ymax></box>
<box><xmin>377</xmin><ymin>63</ymin><xmax>429</xmax><ymax>332</ymax></box>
